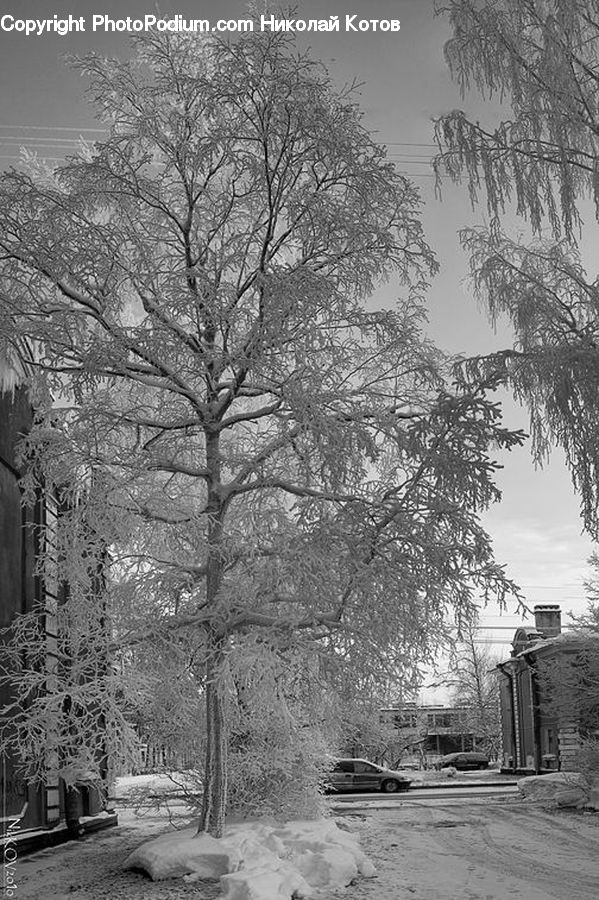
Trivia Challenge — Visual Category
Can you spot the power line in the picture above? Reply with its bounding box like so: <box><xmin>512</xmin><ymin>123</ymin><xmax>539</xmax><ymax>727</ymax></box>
<box><xmin>476</xmin><ymin>583</ymin><xmax>588</xmax><ymax>591</ymax></box>
<box><xmin>0</xmin><ymin>128</ymin><xmax>440</xmax><ymax>147</ymax></box>
<box><xmin>0</xmin><ymin>129</ymin><xmax>443</xmax><ymax>172</ymax></box>
<box><xmin>0</xmin><ymin>128</ymin><xmax>438</xmax><ymax>144</ymax></box>
<box><xmin>0</xmin><ymin>137</ymin><xmax>82</xmax><ymax>145</ymax></box>
<box><xmin>0</xmin><ymin>155</ymin><xmax>440</xmax><ymax>180</ymax></box>
<box><xmin>0</xmin><ymin>155</ymin><xmax>65</xmax><ymax>161</ymax></box>
<box><xmin>0</xmin><ymin>124</ymin><xmax>106</xmax><ymax>132</ymax></box>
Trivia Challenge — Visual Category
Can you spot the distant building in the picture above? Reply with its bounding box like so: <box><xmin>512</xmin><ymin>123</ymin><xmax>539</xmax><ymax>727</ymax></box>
<box><xmin>0</xmin><ymin>355</ymin><xmax>116</xmax><ymax>850</ymax></box>
<box><xmin>380</xmin><ymin>702</ymin><xmax>483</xmax><ymax>766</ymax></box>
<box><xmin>497</xmin><ymin>604</ymin><xmax>598</xmax><ymax>775</ymax></box>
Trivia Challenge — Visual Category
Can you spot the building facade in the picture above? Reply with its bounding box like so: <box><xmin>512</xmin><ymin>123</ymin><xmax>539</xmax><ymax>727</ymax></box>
<box><xmin>497</xmin><ymin>604</ymin><xmax>595</xmax><ymax>775</ymax></box>
<box><xmin>1</xmin><ymin>365</ymin><xmax>116</xmax><ymax>848</ymax></box>
<box><xmin>1</xmin><ymin>382</ymin><xmax>48</xmax><ymax>833</ymax></box>
<box><xmin>380</xmin><ymin>703</ymin><xmax>484</xmax><ymax>767</ymax></box>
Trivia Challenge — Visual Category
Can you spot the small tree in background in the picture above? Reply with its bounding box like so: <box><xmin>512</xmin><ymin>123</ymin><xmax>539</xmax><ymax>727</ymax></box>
<box><xmin>329</xmin><ymin>672</ymin><xmax>429</xmax><ymax>768</ymax></box>
<box><xmin>332</xmin><ymin>691</ymin><xmax>402</xmax><ymax>766</ymax></box>
<box><xmin>448</xmin><ymin>622</ymin><xmax>501</xmax><ymax>759</ymax></box>
<box><xmin>0</xmin><ymin>28</ymin><xmax>523</xmax><ymax>836</ymax></box>
<box><xmin>575</xmin><ymin>553</ymin><xmax>599</xmax><ymax>632</ymax></box>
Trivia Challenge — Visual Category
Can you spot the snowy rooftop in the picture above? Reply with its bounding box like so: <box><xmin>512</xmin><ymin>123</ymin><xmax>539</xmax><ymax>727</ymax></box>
<box><xmin>514</xmin><ymin>629</ymin><xmax>599</xmax><ymax>659</ymax></box>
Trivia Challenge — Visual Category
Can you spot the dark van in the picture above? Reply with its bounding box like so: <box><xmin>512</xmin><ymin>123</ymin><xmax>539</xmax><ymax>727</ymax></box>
<box><xmin>437</xmin><ymin>752</ymin><xmax>489</xmax><ymax>771</ymax></box>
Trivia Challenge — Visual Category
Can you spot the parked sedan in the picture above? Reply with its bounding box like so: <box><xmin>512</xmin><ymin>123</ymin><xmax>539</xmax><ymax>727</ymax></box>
<box><xmin>326</xmin><ymin>758</ymin><xmax>412</xmax><ymax>793</ymax></box>
<box><xmin>436</xmin><ymin>751</ymin><xmax>489</xmax><ymax>771</ymax></box>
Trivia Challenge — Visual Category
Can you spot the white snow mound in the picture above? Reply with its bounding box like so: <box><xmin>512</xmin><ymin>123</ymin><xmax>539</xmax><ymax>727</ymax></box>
<box><xmin>587</xmin><ymin>775</ymin><xmax>599</xmax><ymax>811</ymax></box>
<box><xmin>517</xmin><ymin>772</ymin><xmax>589</xmax><ymax>808</ymax></box>
<box><xmin>124</xmin><ymin>817</ymin><xmax>376</xmax><ymax>899</ymax></box>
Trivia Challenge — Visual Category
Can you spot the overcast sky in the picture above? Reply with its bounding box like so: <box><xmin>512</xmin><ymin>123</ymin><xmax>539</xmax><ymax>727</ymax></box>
<box><xmin>1</xmin><ymin>1</ymin><xmax>595</xmax><ymax>680</ymax></box>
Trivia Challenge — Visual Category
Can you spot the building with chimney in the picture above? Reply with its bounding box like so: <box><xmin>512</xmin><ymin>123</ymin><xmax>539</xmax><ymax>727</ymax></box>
<box><xmin>497</xmin><ymin>604</ymin><xmax>597</xmax><ymax>775</ymax></box>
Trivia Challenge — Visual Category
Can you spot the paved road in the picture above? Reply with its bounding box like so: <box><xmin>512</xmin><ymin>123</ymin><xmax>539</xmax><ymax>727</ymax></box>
<box><xmin>325</xmin><ymin>791</ymin><xmax>599</xmax><ymax>899</ymax></box>
<box><xmin>330</xmin><ymin>782</ymin><xmax>518</xmax><ymax>811</ymax></box>
<box><xmin>14</xmin><ymin>784</ymin><xmax>598</xmax><ymax>900</ymax></box>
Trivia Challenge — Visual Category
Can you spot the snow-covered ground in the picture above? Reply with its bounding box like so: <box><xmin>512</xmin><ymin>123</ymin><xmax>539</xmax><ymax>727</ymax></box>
<box><xmin>328</xmin><ymin>799</ymin><xmax>599</xmax><ymax>899</ymax></box>
<box><xmin>10</xmin><ymin>775</ymin><xmax>599</xmax><ymax>899</ymax></box>
<box><xmin>124</xmin><ymin>817</ymin><xmax>375</xmax><ymax>898</ymax></box>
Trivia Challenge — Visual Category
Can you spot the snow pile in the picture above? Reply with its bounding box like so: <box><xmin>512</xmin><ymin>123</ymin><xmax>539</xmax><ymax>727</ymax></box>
<box><xmin>431</xmin><ymin>766</ymin><xmax>457</xmax><ymax>780</ymax></box>
<box><xmin>587</xmin><ymin>775</ymin><xmax>599</xmax><ymax>811</ymax></box>
<box><xmin>124</xmin><ymin>817</ymin><xmax>376</xmax><ymax>899</ymax></box>
<box><xmin>402</xmin><ymin>770</ymin><xmax>424</xmax><ymax>786</ymax></box>
<box><xmin>116</xmin><ymin>771</ymin><xmax>201</xmax><ymax>797</ymax></box>
<box><xmin>517</xmin><ymin>772</ymin><xmax>590</xmax><ymax>808</ymax></box>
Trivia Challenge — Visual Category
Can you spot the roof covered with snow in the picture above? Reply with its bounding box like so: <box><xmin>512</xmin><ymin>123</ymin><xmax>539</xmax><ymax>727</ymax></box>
<box><xmin>515</xmin><ymin>629</ymin><xmax>599</xmax><ymax>659</ymax></box>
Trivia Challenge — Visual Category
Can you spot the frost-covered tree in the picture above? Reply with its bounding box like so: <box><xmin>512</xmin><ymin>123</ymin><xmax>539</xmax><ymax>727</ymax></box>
<box><xmin>0</xmin><ymin>29</ymin><xmax>522</xmax><ymax>836</ymax></box>
<box><xmin>536</xmin><ymin>636</ymin><xmax>599</xmax><ymax>738</ymax></box>
<box><xmin>576</xmin><ymin>552</ymin><xmax>599</xmax><ymax>632</ymax></box>
<box><xmin>447</xmin><ymin>621</ymin><xmax>501</xmax><ymax>758</ymax></box>
<box><xmin>536</xmin><ymin>555</ymin><xmax>599</xmax><ymax>772</ymax></box>
<box><xmin>436</xmin><ymin>0</ymin><xmax>599</xmax><ymax>537</ymax></box>
<box><xmin>335</xmin><ymin>697</ymin><xmax>428</xmax><ymax>769</ymax></box>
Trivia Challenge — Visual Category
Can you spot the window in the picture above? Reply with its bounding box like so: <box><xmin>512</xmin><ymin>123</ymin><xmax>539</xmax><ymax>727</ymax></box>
<box><xmin>353</xmin><ymin>761</ymin><xmax>378</xmax><ymax>774</ymax></box>
<box><xmin>395</xmin><ymin>713</ymin><xmax>418</xmax><ymax>728</ymax></box>
<box><xmin>436</xmin><ymin>714</ymin><xmax>452</xmax><ymax>728</ymax></box>
<box><xmin>333</xmin><ymin>761</ymin><xmax>354</xmax><ymax>773</ymax></box>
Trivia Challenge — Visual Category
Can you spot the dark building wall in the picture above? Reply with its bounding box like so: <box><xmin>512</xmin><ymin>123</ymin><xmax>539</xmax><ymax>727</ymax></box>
<box><xmin>0</xmin><ymin>386</ymin><xmax>46</xmax><ymax>831</ymax></box>
<box><xmin>498</xmin><ymin>613</ymin><xmax>583</xmax><ymax>775</ymax></box>
<box><xmin>518</xmin><ymin>668</ymin><xmax>536</xmax><ymax>771</ymax></box>
<box><xmin>0</xmin><ymin>386</ymin><xmax>33</xmax><ymax>624</ymax></box>
<box><xmin>498</xmin><ymin>673</ymin><xmax>515</xmax><ymax>769</ymax></box>
<box><xmin>0</xmin><ymin>385</ymin><xmax>32</xmax><ymax>466</ymax></box>
<box><xmin>498</xmin><ymin>662</ymin><xmax>538</xmax><ymax>773</ymax></box>
<box><xmin>1</xmin><ymin>384</ymin><xmax>116</xmax><ymax>844</ymax></box>
<box><xmin>0</xmin><ymin>460</ymin><xmax>24</xmax><ymax>626</ymax></box>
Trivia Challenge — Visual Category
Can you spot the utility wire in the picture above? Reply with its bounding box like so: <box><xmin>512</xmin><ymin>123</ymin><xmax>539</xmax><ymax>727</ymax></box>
<box><xmin>0</xmin><ymin>137</ymin><xmax>84</xmax><ymax>145</ymax></box>
<box><xmin>0</xmin><ymin>130</ymin><xmax>444</xmax><ymax>175</ymax></box>
<box><xmin>0</xmin><ymin>127</ymin><xmax>437</xmax><ymax>142</ymax></box>
<box><xmin>0</xmin><ymin>124</ymin><xmax>106</xmax><ymax>132</ymax></box>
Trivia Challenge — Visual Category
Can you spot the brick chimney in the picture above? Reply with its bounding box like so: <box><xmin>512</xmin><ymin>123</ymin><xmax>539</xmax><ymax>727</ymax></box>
<box><xmin>533</xmin><ymin>604</ymin><xmax>561</xmax><ymax>638</ymax></box>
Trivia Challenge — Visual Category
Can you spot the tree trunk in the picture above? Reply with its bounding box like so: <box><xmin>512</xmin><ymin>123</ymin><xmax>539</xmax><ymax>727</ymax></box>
<box><xmin>197</xmin><ymin>631</ymin><xmax>228</xmax><ymax>836</ymax></box>
<box><xmin>197</xmin><ymin>426</ymin><xmax>228</xmax><ymax>836</ymax></box>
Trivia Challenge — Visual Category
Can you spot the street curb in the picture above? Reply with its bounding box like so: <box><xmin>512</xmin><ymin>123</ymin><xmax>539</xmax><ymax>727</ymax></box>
<box><xmin>414</xmin><ymin>780</ymin><xmax>518</xmax><ymax>790</ymax></box>
<box><xmin>328</xmin><ymin>781</ymin><xmax>519</xmax><ymax>808</ymax></box>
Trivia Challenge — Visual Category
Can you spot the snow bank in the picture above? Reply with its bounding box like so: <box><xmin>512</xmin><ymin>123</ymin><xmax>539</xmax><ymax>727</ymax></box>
<box><xmin>403</xmin><ymin>770</ymin><xmax>425</xmax><ymax>786</ymax></box>
<box><xmin>517</xmin><ymin>772</ymin><xmax>590</xmax><ymax>808</ymax></box>
<box><xmin>124</xmin><ymin>817</ymin><xmax>375</xmax><ymax>899</ymax></box>
<box><xmin>587</xmin><ymin>775</ymin><xmax>599</xmax><ymax>810</ymax></box>
<box><xmin>116</xmin><ymin>771</ymin><xmax>201</xmax><ymax>797</ymax></box>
